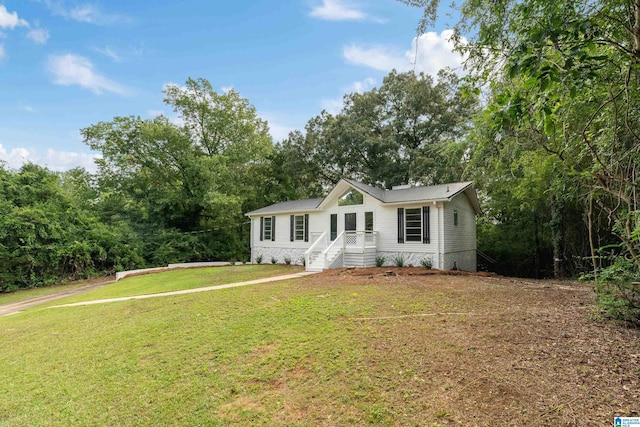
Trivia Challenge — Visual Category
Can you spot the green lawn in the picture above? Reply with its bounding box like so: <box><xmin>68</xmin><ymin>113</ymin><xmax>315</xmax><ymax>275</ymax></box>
<box><xmin>1</xmin><ymin>271</ymin><xmax>367</xmax><ymax>426</ymax></box>
<box><xmin>35</xmin><ymin>265</ymin><xmax>302</xmax><ymax>308</ymax></box>
<box><xmin>0</xmin><ymin>270</ymin><xmax>637</xmax><ymax>426</ymax></box>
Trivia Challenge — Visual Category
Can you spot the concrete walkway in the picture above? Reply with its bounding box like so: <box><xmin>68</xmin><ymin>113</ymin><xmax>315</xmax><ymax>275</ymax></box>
<box><xmin>48</xmin><ymin>271</ymin><xmax>319</xmax><ymax>309</ymax></box>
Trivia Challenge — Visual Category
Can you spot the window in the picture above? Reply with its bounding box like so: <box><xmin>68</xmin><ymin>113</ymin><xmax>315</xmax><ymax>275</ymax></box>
<box><xmin>261</xmin><ymin>216</ymin><xmax>274</xmax><ymax>241</ymax></box>
<box><xmin>397</xmin><ymin>207</ymin><xmax>430</xmax><ymax>244</ymax></box>
<box><xmin>405</xmin><ymin>208</ymin><xmax>422</xmax><ymax>242</ymax></box>
<box><xmin>345</xmin><ymin>213</ymin><xmax>356</xmax><ymax>231</ymax></box>
<box><xmin>290</xmin><ymin>214</ymin><xmax>309</xmax><ymax>242</ymax></box>
<box><xmin>330</xmin><ymin>214</ymin><xmax>337</xmax><ymax>241</ymax></box>
<box><xmin>365</xmin><ymin>211</ymin><xmax>373</xmax><ymax>232</ymax></box>
<box><xmin>338</xmin><ymin>189</ymin><xmax>364</xmax><ymax>206</ymax></box>
<box><xmin>295</xmin><ymin>215</ymin><xmax>305</xmax><ymax>240</ymax></box>
<box><xmin>454</xmin><ymin>210</ymin><xmax>458</xmax><ymax>226</ymax></box>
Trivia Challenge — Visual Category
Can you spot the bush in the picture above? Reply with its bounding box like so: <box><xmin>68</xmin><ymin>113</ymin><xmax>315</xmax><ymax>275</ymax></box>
<box><xmin>420</xmin><ymin>257</ymin><xmax>433</xmax><ymax>269</ymax></box>
<box><xmin>255</xmin><ymin>254</ymin><xmax>263</xmax><ymax>264</ymax></box>
<box><xmin>271</xmin><ymin>257</ymin><xmax>277</xmax><ymax>264</ymax></box>
<box><xmin>301</xmin><ymin>257</ymin><xmax>306</xmax><ymax>266</ymax></box>
<box><xmin>393</xmin><ymin>254</ymin><xmax>405</xmax><ymax>267</ymax></box>
<box><xmin>284</xmin><ymin>256</ymin><xmax>291</xmax><ymax>265</ymax></box>
<box><xmin>375</xmin><ymin>255</ymin><xmax>386</xmax><ymax>267</ymax></box>
<box><xmin>595</xmin><ymin>257</ymin><xmax>640</xmax><ymax>324</ymax></box>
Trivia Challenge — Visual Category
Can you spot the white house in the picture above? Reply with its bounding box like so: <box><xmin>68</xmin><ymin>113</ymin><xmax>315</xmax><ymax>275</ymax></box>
<box><xmin>245</xmin><ymin>179</ymin><xmax>481</xmax><ymax>272</ymax></box>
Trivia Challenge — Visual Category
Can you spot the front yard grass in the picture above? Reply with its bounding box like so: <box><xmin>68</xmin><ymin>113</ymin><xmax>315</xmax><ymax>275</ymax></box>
<box><xmin>0</xmin><ymin>269</ymin><xmax>638</xmax><ymax>426</ymax></box>
<box><xmin>37</xmin><ymin>264</ymin><xmax>302</xmax><ymax>308</ymax></box>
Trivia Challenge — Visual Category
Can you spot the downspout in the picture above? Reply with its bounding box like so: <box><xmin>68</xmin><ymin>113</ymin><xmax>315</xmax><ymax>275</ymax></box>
<box><xmin>438</xmin><ymin>202</ymin><xmax>444</xmax><ymax>269</ymax></box>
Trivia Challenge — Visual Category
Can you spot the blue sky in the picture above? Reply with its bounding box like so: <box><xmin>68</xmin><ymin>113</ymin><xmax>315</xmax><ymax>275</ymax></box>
<box><xmin>0</xmin><ymin>0</ymin><xmax>464</xmax><ymax>171</ymax></box>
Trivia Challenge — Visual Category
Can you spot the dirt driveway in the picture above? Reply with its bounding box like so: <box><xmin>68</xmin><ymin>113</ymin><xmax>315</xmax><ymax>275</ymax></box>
<box><xmin>0</xmin><ymin>277</ymin><xmax>115</xmax><ymax>317</ymax></box>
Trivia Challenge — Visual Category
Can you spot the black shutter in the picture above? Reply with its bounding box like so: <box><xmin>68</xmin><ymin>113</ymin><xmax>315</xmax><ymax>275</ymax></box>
<box><xmin>260</xmin><ymin>217</ymin><xmax>264</xmax><ymax>241</ymax></box>
<box><xmin>304</xmin><ymin>214</ymin><xmax>309</xmax><ymax>242</ymax></box>
<box><xmin>290</xmin><ymin>215</ymin><xmax>294</xmax><ymax>241</ymax></box>
<box><xmin>271</xmin><ymin>216</ymin><xmax>276</xmax><ymax>241</ymax></box>
<box><xmin>423</xmin><ymin>206</ymin><xmax>430</xmax><ymax>244</ymax></box>
<box><xmin>397</xmin><ymin>208</ymin><xmax>405</xmax><ymax>244</ymax></box>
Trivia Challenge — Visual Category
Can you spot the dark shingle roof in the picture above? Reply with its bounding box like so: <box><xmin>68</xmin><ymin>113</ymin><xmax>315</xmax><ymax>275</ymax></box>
<box><xmin>246</xmin><ymin>180</ymin><xmax>480</xmax><ymax>216</ymax></box>
<box><xmin>245</xmin><ymin>197</ymin><xmax>323</xmax><ymax>216</ymax></box>
<box><xmin>345</xmin><ymin>179</ymin><xmax>474</xmax><ymax>204</ymax></box>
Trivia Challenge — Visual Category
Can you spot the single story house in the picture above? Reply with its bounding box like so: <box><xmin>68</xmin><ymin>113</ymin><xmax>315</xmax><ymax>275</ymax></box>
<box><xmin>245</xmin><ymin>179</ymin><xmax>481</xmax><ymax>272</ymax></box>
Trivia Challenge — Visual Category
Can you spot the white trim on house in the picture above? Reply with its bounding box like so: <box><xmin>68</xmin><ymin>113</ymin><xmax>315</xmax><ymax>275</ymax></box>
<box><xmin>245</xmin><ymin>179</ymin><xmax>480</xmax><ymax>272</ymax></box>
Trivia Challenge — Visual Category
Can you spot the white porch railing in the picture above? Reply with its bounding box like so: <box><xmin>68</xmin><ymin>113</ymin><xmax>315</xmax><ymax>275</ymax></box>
<box><xmin>344</xmin><ymin>231</ymin><xmax>377</xmax><ymax>251</ymax></box>
<box><xmin>305</xmin><ymin>231</ymin><xmax>328</xmax><ymax>268</ymax></box>
<box><xmin>306</xmin><ymin>231</ymin><xmax>377</xmax><ymax>271</ymax></box>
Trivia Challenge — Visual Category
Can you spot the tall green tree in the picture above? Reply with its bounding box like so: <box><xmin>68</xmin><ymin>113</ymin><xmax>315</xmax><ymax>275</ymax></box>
<box><xmin>276</xmin><ymin>69</ymin><xmax>478</xmax><ymax>190</ymax></box>
<box><xmin>401</xmin><ymin>0</ymin><xmax>640</xmax><ymax>270</ymax></box>
<box><xmin>82</xmin><ymin>78</ymin><xmax>273</xmax><ymax>262</ymax></box>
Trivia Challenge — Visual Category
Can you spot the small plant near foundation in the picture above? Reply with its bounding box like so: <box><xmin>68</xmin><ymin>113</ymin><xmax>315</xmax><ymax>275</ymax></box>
<box><xmin>284</xmin><ymin>256</ymin><xmax>291</xmax><ymax>265</ymax></box>
<box><xmin>301</xmin><ymin>257</ymin><xmax>306</xmax><ymax>266</ymax></box>
<box><xmin>255</xmin><ymin>254</ymin><xmax>263</xmax><ymax>264</ymax></box>
<box><xmin>271</xmin><ymin>257</ymin><xmax>277</xmax><ymax>264</ymax></box>
<box><xmin>420</xmin><ymin>257</ymin><xmax>433</xmax><ymax>269</ymax></box>
<box><xmin>375</xmin><ymin>255</ymin><xmax>386</xmax><ymax>267</ymax></box>
<box><xmin>393</xmin><ymin>254</ymin><xmax>405</xmax><ymax>267</ymax></box>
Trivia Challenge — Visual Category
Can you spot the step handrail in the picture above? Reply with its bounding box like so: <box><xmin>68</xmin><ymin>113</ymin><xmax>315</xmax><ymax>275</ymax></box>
<box><xmin>305</xmin><ymin>231</ymin><xmax>328</xmax><ymax>267</ymax></box>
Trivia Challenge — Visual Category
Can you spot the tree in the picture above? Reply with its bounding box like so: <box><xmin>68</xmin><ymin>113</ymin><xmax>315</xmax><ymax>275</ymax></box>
<box><xmin>82</xmin><ymin>78</ymin><xmax>274</xmax><ymax>262</ymax></box>
<box><xmin>277</xmin><ymin>69</ymin><xmax>478</xmax><ymax>190</ymax></box>
<box><xmin>0</xmin><ymin>164</ymin><xmax>143</xmax><ymax>291</ymax></box>
<box><xmin>401</xmin><ymin>0</ymin><xmax>640</xmax><ymax>270</ymax></box>
<box><xmin>401</xmin><ymin>0</ymin><xmax>640</xmax><ymax>318</ymax></box>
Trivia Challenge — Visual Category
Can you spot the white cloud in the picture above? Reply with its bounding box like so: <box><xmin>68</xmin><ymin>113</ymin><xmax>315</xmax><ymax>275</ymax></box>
<box><xmin>27</xmin><ymin>27</ymin><xmax>50</xmax><ymax>44</ymax></box>
<box><xmin>259</xmin><ymin>112</ymin><xmax>298</xmax><ymax>142</ymax></box>
<box><xmin>408</xmin><ymin>29</ymin><xmax>466</xmax><ymax>76</ymax></box>
<box><xmin>21</xmin><ymin>105</ymin><xmax>36</xmax><ymax>113</ymax></box>
<box><xmin>147</xmin><ymin>110</ymin><xmax>165</xmax><ymax>117</ymax></box>
<box><xmin>350</xmin><ymin>77</ymin><xmax>376</xmax><ymax>93</ymax></box>
<box><xmin>310</xmin><ymin>0</ymin><xmax>382</xmax><ymax>22</ymax></box>
<box><xmin>268</xmin><ymin>121</ymin><xmax>296</xmax><ymax>142</ymax></box>
<box><xmin>321</xmin><ymin>77</ymin><xmax>377</xmax><ymax>114</ymax></box>
<box><xmin>343</xmin><ymin>30</ymin><xmax>466</xmax><ymax>78</ymax></box>
<box><xmin>93</xmin><ymin>46</ymin><xmax>121</xmax><ymax>62</ymax></box>
<box><xmin>0</xmin><ymin>144</ymin><xmax>99</xmax><ymax>172</ymax></box>
<box><xmin>38</xmin><ymin>1</ymin><xmax>132</xmax><ymax>25</ymax></box>
<box><xmin>343</xmin><ymin>43</ymin><xmax>407</xmax><ymax>71</ymax></box>
<box><xmin>69</xmin><ymin>4</ymin><xmax>99</xmax><ymax>23</ymax></box>
<box><xmin>47</xmin><ymin>54</ymin><xmax>128</xmax><ymax>95</ymax></box>
<box><xmin>0</xmin><ymin>44</ymin><xmax>5</xmax><ymax>61</ymax></box>
<box><xmin>321</xmin><ymin>97</ymin><xmax>344</xmax><ymax>115</ymax></box>
<box><xmin>0</xmin><ymin>5</ymin><xmax>28</xmax><ymax>29</ymax></box>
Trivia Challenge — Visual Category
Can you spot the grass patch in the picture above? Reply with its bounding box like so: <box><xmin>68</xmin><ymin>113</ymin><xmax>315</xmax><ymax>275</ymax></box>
<box><xmin>39</xmin><ymin>265</ymin><xmax>302</xmax><ymax>307</ymax></box>
<box><xmin>0</xmin><ymin>270</ymin><xmax>638</xmax><ymax>425</ymax></box>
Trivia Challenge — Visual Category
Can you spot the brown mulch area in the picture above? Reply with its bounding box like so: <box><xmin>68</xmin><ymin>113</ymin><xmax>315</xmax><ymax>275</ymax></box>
<box><xmin>299</xmin><ymin>268</ymin><xmax>640</xmax><ymax>426</ymax></box>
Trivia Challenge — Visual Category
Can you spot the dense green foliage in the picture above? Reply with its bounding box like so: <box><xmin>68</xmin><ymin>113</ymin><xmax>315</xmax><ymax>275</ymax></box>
<box><xmin>83</xmin><ymin>78</ymin><xmax>274</xmax><ymax>264</ymax></box>
<box><xmin>0</xmin><ymin>164</ymin><xmax>143</xmax><ymax>292</ymax></box>
<box><xmin>274</xmin><ymin>70</ymin><xmax>477</xmax><ymax>191</ymax></box>
<box><xmin>399</xmin><ymin>0</ymin><xmax>640</xmax><ymax>319</ymax></box>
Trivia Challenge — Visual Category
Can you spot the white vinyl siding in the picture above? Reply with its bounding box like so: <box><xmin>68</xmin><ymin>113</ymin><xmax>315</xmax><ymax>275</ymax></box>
<box><xmin>444</xmin><ymin>193</ymin><xmax>476</xmax><ymax>253</ymax></box>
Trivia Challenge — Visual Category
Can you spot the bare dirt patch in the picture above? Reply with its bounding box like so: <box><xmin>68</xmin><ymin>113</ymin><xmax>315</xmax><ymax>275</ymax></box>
<box><xmin>281</xmin><ymin>269</ymin><xmax>640</xmax><ymax>425</ymax></box>
<box><xmin>0</xmin><ymin>275</ymin><xmax>115</xmax><ymax>317</ymax></box>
